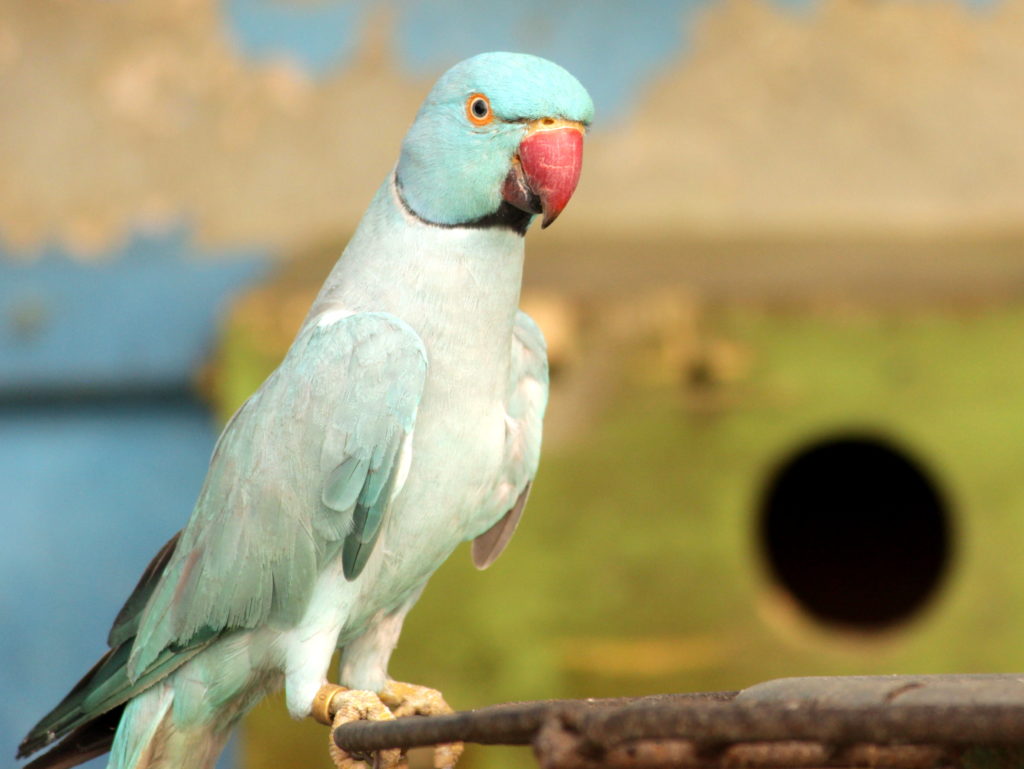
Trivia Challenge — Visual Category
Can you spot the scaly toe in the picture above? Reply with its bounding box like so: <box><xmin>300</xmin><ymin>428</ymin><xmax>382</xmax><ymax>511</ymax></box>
<box><xmin>379</xmin><ymin>681</ymin><xmax>463</xmax><ymax>768</ymax></box>
<box><xmin>431</xmin><ymin>741</ymin><xmax>464</xmax><ymax>769</ymax></box>
<box><xmin>314</xmin><ymin>686</ymin><xmax>404</xmax><ymax>769</ymax></box>
<box><xmin>379</xmin><ymin>681</ymin><xmax>454</xmax><ymax>718</ymax></box>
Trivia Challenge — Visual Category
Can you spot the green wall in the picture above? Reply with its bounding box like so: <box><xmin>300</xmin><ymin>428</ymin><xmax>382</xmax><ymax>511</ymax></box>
<box><xmin>219</xmin><ymin>290</ymin><xmax>1024</xmax><ymax>769</ymax></box>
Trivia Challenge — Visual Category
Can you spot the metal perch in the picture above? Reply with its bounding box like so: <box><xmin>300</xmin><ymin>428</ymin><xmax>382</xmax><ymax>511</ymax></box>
<box><xmin>332</xmin><ymin>674</ymin><xmax>1024</xmax><ymax>768</ymax></box>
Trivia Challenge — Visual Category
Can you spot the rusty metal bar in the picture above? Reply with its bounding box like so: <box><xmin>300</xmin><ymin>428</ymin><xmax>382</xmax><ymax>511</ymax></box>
<box><xmin>332</xmin><ymin>694</ymin><xmax>733</xmax><ymax>750</ymax></box>
<box><xmin>331</xmin><ymin>675</ymin><xmax>1024</xmax><ymax>768</ymax></box>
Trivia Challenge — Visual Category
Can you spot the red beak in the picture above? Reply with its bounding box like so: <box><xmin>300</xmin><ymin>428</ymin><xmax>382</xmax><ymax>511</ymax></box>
<box><xmin>502</xmin><ymin>121</ymin><xmax>585</xmax><ymax>228</ymax></box>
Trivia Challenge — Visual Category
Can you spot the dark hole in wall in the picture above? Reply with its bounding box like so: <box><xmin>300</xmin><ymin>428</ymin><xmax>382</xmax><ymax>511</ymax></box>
<box><xmin>758</xmin><ymin>435</ymin><xmax>952</xmax><ymax>630</ymax></box>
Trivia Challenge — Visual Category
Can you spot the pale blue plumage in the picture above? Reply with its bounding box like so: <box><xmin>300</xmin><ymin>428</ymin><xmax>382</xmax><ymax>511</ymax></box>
<box><xmin>126</xmin><ymin>313</ymin><xmax>428</xmax><ymax>679</ymax></box>
<box><xmin>19</xmin><ymin>51</ymin><xmax>592</xmax><ymax>769</ymax></box>
<box><xmin>398</xmin><ymin>52</ymin><xmax>593</xmax><ymax>224</ymax></box>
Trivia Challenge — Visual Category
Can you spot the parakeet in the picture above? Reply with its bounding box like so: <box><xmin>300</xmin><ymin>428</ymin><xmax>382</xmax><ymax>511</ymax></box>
<box><xmin>18</xmin><ymin>51</ymin><xmax>592</xmax><ymax>769</ymax></box>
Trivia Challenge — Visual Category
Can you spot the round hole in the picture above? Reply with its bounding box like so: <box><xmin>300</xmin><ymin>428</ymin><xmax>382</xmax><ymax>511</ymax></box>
<box><xmin>758</xmin><ymin>435</ymin><xmax>953</xmax><ymax>631</ymax></box>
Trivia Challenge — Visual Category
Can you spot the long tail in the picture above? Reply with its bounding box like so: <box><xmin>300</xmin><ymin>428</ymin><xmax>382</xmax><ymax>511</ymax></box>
<box><xmin>23</xmin><ymin>671</ymin><xmax>237</xmax><ymax>769</ymax></box>
<box><xmin>18</xmin><ymin>529</ymin><xmax>263</xmax><ymax>769</ymax></box>
<box><xmin>25</xmin><ymin>683</ymin><xmax>233</xmax><ymax>769</ymax></box>
<box><xmin>105</xmin><ymin>683</ymin><xmax>174</xmax><ymax>769</ymax></box>
<box><xmin>22</xmin><ymin>707</ymin><xmax>124</xmax><ymax>769</ymax></box>
<box><xmin>17</xmin><ymin>533</ymin><xmax>204</xmax><ymax>769</ymax></box>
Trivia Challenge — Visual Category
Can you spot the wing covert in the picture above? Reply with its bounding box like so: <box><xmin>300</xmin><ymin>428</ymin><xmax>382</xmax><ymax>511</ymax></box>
<box><xmin>472</xmin><ymin>310</ymin><xmax>549</xmax><ymax>569</ymax></box>
<box><xmin>127</xmin><ymin>312</ymin><xmax>427</xmax><ymax>679</ymax></box>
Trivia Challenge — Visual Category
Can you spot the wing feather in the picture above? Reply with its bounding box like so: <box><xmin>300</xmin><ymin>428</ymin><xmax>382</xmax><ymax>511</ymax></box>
<box><xmin>127</xmin><ymin>312</ymin><xmax>427</xmax><ymax>679</ymax></box>
<box><xmin>471</xmin><ymin>311</ymin><xmax>548</xmax><ymax>568</ymax></box>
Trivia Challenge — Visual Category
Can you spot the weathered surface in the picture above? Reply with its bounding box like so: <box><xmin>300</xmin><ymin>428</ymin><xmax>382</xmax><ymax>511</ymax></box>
<box><xmin>332</xmin><ymin>675</ymin><xmax>1024</xmax><ymax>768</ymax></box>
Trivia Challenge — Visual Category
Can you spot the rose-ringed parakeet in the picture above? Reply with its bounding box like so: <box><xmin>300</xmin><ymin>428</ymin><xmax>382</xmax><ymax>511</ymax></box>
<box><xmin>18</xmin><ymin>51</ymin><xmax>593</xmax><ymax>769</ymax></box>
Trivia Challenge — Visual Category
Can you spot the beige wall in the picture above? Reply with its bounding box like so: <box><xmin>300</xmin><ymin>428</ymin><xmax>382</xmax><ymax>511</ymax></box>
<box><xmin>4</xmin><ymin>0</ymin><xmax>1024</xmax><ymax>257</ymax></box>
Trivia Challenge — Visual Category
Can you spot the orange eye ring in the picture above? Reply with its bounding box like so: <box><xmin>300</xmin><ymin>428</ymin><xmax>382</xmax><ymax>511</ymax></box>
<box><xmin>465</xmin><ymin>93</ymin><xmax>493</xmax><ymax>126</ymax></box>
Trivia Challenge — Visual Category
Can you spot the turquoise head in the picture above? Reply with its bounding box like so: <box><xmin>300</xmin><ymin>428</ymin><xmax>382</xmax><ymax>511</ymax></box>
<box><xmin>396</xmin><ymin>52</ymin><xmax>594</xmax><ymax>232</ymax></box>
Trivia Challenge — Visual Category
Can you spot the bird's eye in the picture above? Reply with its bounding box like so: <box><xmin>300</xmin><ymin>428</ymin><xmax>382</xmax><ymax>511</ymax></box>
<box><xmin>465</xmin><ymin>93</ymin><xmax>493</xmax><ymax>126</ymax></box>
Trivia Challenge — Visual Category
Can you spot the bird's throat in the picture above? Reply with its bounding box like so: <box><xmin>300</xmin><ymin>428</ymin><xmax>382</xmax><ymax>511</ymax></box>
<box><xmin>393</xmin><ymin>173</ymin><xmax>534</xmax><ymax>236</ymax></box>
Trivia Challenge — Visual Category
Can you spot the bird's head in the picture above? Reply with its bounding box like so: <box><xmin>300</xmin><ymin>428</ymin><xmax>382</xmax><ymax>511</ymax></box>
<box><xmin>396</xmin><ymin>52</ymin><xmax>594</xmax><ymax>232</ymax></box>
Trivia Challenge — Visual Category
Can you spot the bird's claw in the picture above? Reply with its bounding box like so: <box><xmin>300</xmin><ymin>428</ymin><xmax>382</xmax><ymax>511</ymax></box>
<box><xmin>312</xmin><ymin>682</ymin><xmax>463</xmax><ymax>769</ymax></box>
<box><xmin>426</xmin><ymin>741</ymin><xmax>463</xmax><ymax>769</ymax></box>
<box><xmin>313</xmin><ymin>685</ymin><xmax>403</xmax><ymax>769</ymax></box>
<box><xmin>380</xmin><ymin>681</ymin><xmax>464</xmax><ymax>769</ymax></box>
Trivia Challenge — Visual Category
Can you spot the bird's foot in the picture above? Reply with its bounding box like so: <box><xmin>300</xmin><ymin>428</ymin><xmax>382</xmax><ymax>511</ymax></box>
<box><xmin>310</xmin><ymin>682</ymin><xmax>463</xmax><ymax>769</ymax></box>
<box><xmin>379</xmin><ymin>681</ymin><xmax>463</xmax><ymax>769</ymax></box>
<box><xmin>312</xmin><ymin>684</ymin><xmax>403</xmax><ymax>769</ymax></box>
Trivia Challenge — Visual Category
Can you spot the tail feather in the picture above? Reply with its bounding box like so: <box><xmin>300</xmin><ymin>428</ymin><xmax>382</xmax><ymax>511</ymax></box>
<box><xmin>106</xmin><ymin>684</ymin><xmax>173</xmax><ymax>769</ymax></box>
<box><xmin>22</xmin><ymin>707</ymin><xmax>124</xmax><ymax>769</ymax></box>
<box><xmin>17</xmin><ymin>531</ymin><xmax>198</xmax><ymax>769</ymax></box>
<box><xmin>112</xmin><ymin>681</ymin><xmax>231</xmax><ymax>769</ymax></box>
<box><xmin>18</xmin><ymin>638</ymin><xmax>209</xmax><ymax>762</ymax></box>
<box><xmin>18</xmin><ymin>647</ymin><xmax>125</xmax><ymax>759</ymax></box>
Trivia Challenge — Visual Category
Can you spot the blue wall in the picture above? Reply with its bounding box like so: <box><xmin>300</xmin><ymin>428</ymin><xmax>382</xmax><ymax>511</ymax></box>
<box><xmin>220</xmin><ymin>0</ymin><xmax>997</xmax><ymax>121</ymax></box>
<box><xmin>2</xmin><ymin>228</ymin><xmax>267</xmax><ymax>768</ymax></box>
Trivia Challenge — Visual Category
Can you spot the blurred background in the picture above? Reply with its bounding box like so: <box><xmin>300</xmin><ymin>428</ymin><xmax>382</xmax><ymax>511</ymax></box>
<box><xmin>5</xmin><ymin>1</ymin><xmax>1024</xmax><ymax>768</ymax></box>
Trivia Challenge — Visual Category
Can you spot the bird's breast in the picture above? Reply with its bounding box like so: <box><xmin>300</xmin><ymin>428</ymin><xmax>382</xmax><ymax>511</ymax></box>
<box><xmin>400</xmin><ymin>350</ymin><xmax>511</xmax><ymax>534</ymax></box>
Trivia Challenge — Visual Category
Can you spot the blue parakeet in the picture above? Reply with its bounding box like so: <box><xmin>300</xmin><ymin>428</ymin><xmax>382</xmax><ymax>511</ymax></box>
<box><xmin>18</xmin><ymin>52</ymin><xmax>592</xmax><ymax>769</ymax></box>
